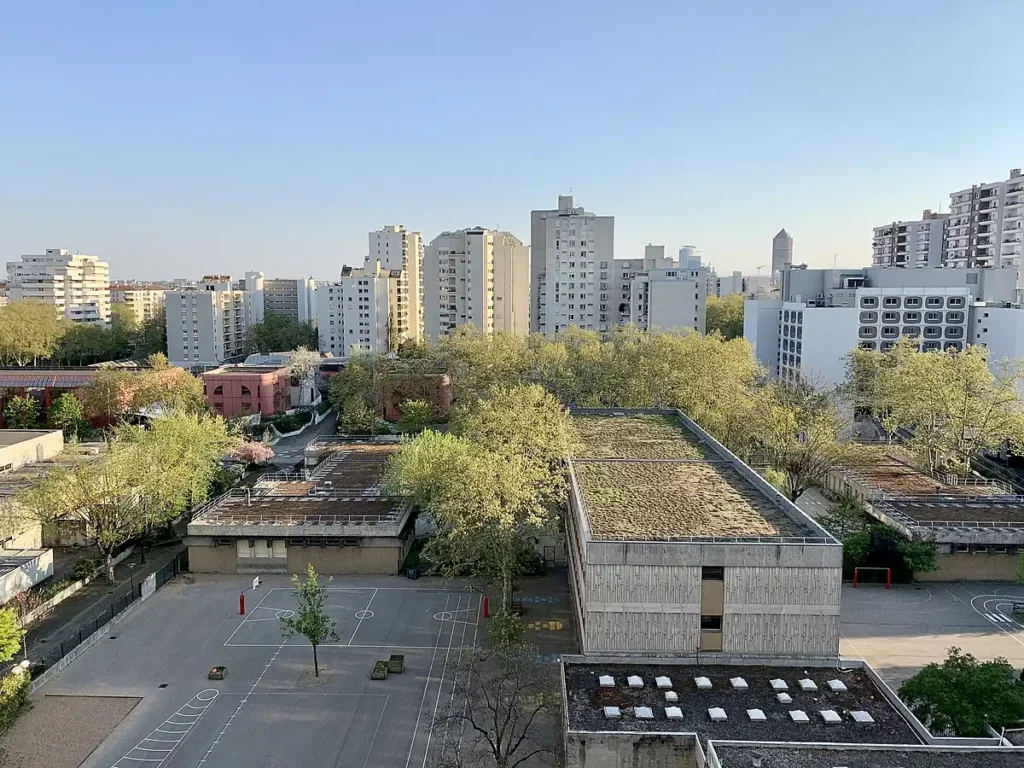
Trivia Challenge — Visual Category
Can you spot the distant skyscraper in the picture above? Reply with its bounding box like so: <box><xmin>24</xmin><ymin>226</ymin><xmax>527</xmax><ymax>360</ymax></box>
<box><xmin>771</xmin><ymin>229</ymin><xmax>793</xmax><ymax>278</ymax></box>
<box><xmin>679</xmin><ymin>245</ymin><xmax>702</xmax><ymax>270</ymax></box>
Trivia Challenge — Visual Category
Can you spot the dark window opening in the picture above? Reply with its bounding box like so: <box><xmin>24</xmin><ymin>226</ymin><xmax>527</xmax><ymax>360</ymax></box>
<box><xmin>700</xmin><ymin>615</ymin><xmax>723</xmax><ymax>631</ymax></box>
<box><xmin>701</xmin><ymin>566</ymin><xmax>725</xmax><ymax>581</ymax></box>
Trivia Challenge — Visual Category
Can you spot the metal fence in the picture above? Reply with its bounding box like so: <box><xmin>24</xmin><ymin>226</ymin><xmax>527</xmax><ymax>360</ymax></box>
<box><xmin>29</xmin><ymin>551</ymin><xmax>186</xmax><ymax>678</ymax></box>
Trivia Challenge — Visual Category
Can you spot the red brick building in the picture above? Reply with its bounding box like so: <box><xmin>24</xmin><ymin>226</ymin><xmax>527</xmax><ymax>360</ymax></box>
<box><xmin>201</xmin><ymin>365</ymin><xmax>290</xmax><ymax>418</ymax></box>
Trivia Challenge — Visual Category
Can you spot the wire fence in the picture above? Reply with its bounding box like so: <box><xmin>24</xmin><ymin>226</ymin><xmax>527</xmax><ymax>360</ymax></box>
<box><xmin>28</xmin><ymin>552</ymin><xmax>185</xmax><ymax>678</ymax></box>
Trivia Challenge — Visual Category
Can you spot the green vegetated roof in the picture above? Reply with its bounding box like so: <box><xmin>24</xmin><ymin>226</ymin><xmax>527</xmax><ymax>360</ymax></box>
<box><xmin>573</xmin><ymin>414</ymin><xmax>715</xmax><ymax>460</ymax></box>
<box><xmin>573</xmin><ymin>460</ymin><xmax>805</xmax><ymax>539</ymax></box>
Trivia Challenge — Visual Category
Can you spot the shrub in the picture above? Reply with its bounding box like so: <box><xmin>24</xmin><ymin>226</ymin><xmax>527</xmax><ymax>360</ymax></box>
<box><xmin>232</xmin><ymin>441</ymin><xmax>275</xmax><ymax>466</ymax></box>
<box><xmin>0</xmin><ymin>669</ymin><xmax>31</xmax><ymax>733</ymax></box>
<box><xmin>72</xmin><ymin>557</ymin><xmax>104</xmax><ymax>581</ymax></box>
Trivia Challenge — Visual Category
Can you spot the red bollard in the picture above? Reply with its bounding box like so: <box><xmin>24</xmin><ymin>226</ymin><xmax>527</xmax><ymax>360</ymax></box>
<box><xmin>239</xmin><ymin>593</ymin><xmax>245</xmax><ymax>615</ymax></box>
<box><xmin>482</xmin><ymin>595</ymin><xmax>489</xmax><ymax>618</ymax></box>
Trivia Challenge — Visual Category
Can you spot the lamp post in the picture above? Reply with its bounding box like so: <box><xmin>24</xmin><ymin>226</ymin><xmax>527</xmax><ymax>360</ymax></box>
<box><xmin>128</xmin><ymin>563</ymin><xmax>137</xmax><ymax>598</ymax></box>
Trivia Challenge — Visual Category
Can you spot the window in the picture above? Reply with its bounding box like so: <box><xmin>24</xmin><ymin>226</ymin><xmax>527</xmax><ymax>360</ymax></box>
<box><xmin>701</xmin><ymin>566</ymin><xmax>724</xmax><ymax>581</ymax></box>
<box><xmin>904</xmin><ymin>296</ymin><xmax>922</xmax><ymax>309</ymax></box>
<box><xmin>859</xmin><ymin>311</ymin><xmax>877</xmax><ymax>323</ymax></box>
<box><xmin>925</xmin><ymin>296</ymin><xmax>944</xmax><ymax>309</ymax></box>
<box><xmin>882</xmin><ymin>296</ymin><xmax>901</xmax><ymax>308</ymax></box>
<box><xmin>700</xmin><ymin>615</ymin><xmax>723</xmax><ymax>631</ymax></box>
<box><xmin>213</xmin><ymin>385</ymin><xmax>223</xmax><ymax>396</ymax></box>
<box><xmin>859</xmin><ymin>296</ymin><xmax>878</xmax><ymax>309</ymax></box>
<box><xmin>240</xmin><ymin>385</ymin><xmax>251</xmax><ymax>396</ymax></box>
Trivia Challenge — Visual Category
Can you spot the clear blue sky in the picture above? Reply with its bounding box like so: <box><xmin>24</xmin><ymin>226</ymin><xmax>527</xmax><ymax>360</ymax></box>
<box><xmin>2</xmin><ymin>1</ymin><xmax>1023</xmax><ymax>281</ymax></box>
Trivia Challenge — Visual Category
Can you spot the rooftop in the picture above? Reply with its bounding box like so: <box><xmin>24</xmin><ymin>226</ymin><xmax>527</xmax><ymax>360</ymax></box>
<box><xmin>189</xmin><ymin>441</ymin><xmax>409</xmax><ymax>536</ymax></box>
<box><xmin>0</xmin><ymin>549</ymin><xmax>49</xmax><ymax>578</ymax></box>
<box><xmin>709</xmin><ymin>743</ymin><xmax>1023</xmax><ymax>768</ymax></box>
<box><xmin>202</xmin><ymin>365</ymin><xmax>289</xmax><ymax>376</ymax></box>
<box><xmin>0</xmin><ymin>430</ymin><xmax>58</xmax><ymax>448</ymax></box>
<box><xmin>0</xmin><ymin>446</ymin><xmax>105</xmax><ymax>498</ymax></box>
<box><xmin>841</xmin><ymin>449</ymin><xmax>1009</xmax><ymax>499</ymax></box>
<box><xmin>569</xmin><ymin>411</ymin><xmax>826</xmax><ymax>542</ymax></box>
<box><xmin>564</xmin><ymin>662</ymin><xmax>920</xmax><ymax>746</ymax></box>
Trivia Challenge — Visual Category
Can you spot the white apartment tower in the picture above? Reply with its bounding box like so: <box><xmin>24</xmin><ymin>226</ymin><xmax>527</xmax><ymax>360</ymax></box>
<box><xmin>166</xmin><ymin>284</ymin><xmax>249</xmax><ymax>366</ymax></box>
<box><xmin>424</xmin><ymin>228</ymin><xmax>529</xmax><ymax>340</ymax></box>
<box><xmin>946</xmin><ymin>168</ymin><xmax>1024</xmax><ymax>269</ymax></box>
<box><xmin>771</xmin><ymin>229</ymin><xmax>793</xmax><ymax>279</ymax></box>
<box><xmin>872</xmin><ymin>210</ymin><xmax>948</xmax><ymax>268</ymax></box>
<box><xmin>109</xmin><ymin>284</ymin><xmax>167</xmax><ymax>324</ymax></box>
<box><xmin>369</xmin><ymin>226</ymin><xmax>423</xmax><ymax>343</ymax></box>
<box><xmin>6</xmin><ymin>248</ymin><xmax>111</xmax><ymax>324</ymax></box>
<box><xmin>316</xmin><ymin>261</ymin><xmax>391</xmax><ymax>357</ymax></box>
<box><xmin>262</xmin><ymin>277</ymin><xmax>317</xmax><ymax>323</ymax></box>
<box><xmin>530</xmin><ymin>196</ymin><xmax>614</xmax><ymax>334</ymax></box>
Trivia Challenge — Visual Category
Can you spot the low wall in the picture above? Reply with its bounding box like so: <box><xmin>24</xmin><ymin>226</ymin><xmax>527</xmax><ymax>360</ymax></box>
<box><xmin>917</xmin><ymin>552</ymin><xmax>1022</xmax><ymax>582</ymax></box>
<box><xmin>19</xmin><ymin>547</ymin><xmax>135</xmax><ymax>626</ymax></box>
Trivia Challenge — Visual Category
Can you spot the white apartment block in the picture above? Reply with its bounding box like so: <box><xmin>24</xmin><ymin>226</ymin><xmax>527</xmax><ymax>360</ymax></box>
<box><xmin>424</xmin><ymin>228</ymin><xmax>529</xmax><ymax>339</ymax></box>
<box><xmin>0</xmin><ymin>281</ymin><xmax>9</xmax><ymax>308</ymax></box>
<box><xmin>166</xmin><ymin>286</ymin><xmax>250</xmax><ymax>366</ymax></box>
<box><xmin>745</xmin><ymin>266</ymin><xmax>1019</xmax><ymax>388</ymax></box>
<box><xmin>872</xmin><ymin>209</ymin><xmax>948</xmax><ymax>268</ymax></box>
<box><xmin>712</xmin><ymin>270</ymin><xmax>773</xmax><ymax>297</ymax></box>
<box><xmin>369</xmin><ymin>225</ymin><xmax>423</xmax><ymax>343</ymax></box>
<box><xmin>262</xmin><ymin>277</ymin><xmax>317</xmax><ymax>323</ymax></box>
<box><xmin>946</xmin><ymin>168</ymin><xmax>1024</xmax><ymax>269</ymax></box>
<box><xmin>316</xmin><ymin>261</ymin><xmax>390</xmax><ymax>357</ymax></box>
<box><xmin>6</xmin><ymin>248</ymin><xmax>111</xmax><ymax>324</ymax></box>
<box><xmin>109</xmin><ymin>283</ymin><xmax>167</xmax><ymax>324</ymax></box>
<box><xmin>530</xmin><ymin>195</ymin><xmax>614</xmax><ymax>334</ymax></box>
<box><xmin>629</xmin><ymin>266</ymin><xmax>707</xmax><ymax>333</ymax></box>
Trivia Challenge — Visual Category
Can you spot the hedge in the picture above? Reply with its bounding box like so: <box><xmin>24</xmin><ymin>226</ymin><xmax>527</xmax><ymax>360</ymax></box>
<box><xmin>0</xmin><ymin>669</ymin><xmax>30</xmax><ymax>733</ymax></box>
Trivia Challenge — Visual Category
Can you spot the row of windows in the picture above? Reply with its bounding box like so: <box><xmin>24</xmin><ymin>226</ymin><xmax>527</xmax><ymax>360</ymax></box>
<box><xmin>860</xmin><ymin>311</ymin><xmax>964</xmax><ymax>324</ymax></box>
<box><xmin>859</xmin><ymin>340</ymin><xmax>963</xmax><ymax>352</ymax></box>
<box><xmin>859</xmin><ymin>326</ymin><xmax>963</xmax><ymax>340</ymax></box>
<box><xmin>860</xmin><ymin>295</ymin><xmax>965</xmax><ymax>310</ymax></box>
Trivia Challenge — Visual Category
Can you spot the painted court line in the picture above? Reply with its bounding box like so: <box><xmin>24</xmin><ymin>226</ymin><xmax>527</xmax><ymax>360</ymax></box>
<box><xmin>110</xmin><ymin>689</ymin><xmax>218</xmax><ymax>768</ymax></box>
<box><xmin>423</xmin><ymin>592</ymin><xmax>477</xmax><ymax>767</ymax></box>
<box><xmin>222</xmin><ymin>587</ymin><xmax>275</xmax><ymax>647</ymax></box>
<box><xmin>405</xmin><ymin>594</ymin><xmax>451</xmax><ymax>768</ymax></box>
<box><xmin>348</xmin><ymin>588</ymin><xmax>379</xmax><ymax>645</ymax></box>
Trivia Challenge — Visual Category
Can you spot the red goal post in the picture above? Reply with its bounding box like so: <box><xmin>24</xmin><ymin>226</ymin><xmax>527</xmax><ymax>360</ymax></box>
<box><xmin>853</xmin><ymin>566</ymin><xmax>891</xmax><ymax>589</ymax></box>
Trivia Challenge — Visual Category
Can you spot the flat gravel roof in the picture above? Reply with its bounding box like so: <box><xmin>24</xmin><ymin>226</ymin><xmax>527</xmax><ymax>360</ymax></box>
<box><xmin>711</xmin><ymin>743</ymin><xmax>1023</xmax><ymax>768</ymax></box>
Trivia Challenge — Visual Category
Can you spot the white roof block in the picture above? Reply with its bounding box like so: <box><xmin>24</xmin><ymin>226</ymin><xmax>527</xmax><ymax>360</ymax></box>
<box><xmin>665</xmin><ymin>691</ymin><xmax>679</xmax><ymax>703</ymax></box>
<box><xmin>665</xmin><ymin>706</ymin><xmax>683</xmax><ymax>719</ymax></box>
<box><xmin>827</xmin><ymin>679</ymin><xmax>848</xmax><ymax>692</ymax></box>
<box><xmin>747</xmin><ymin>709</ymin><xmax>767</xmax><ymax>722</ymax></box>
<box><xmin>730</xmin><ymin>677</ymin><xmax>748</xmax><ymax>690</ymax></box>
<box><xmin>627</xmin><ymin>675</ymin><xmax>644</xmax><ymax>689</ymax></box>
<box><xmin>770</xmin><ymin>678</ymin><xmax>788</xmax><ymax>690</ymax></box>
<box><xmin>695</xmin><ymin>676</ymin><xmax>712</xmax><ymax>690</ymax></box>
<box><xmin>635</xmin><ymin>706</ymin><xmax>653</xmax><ymax>720</ymax></box>
<box><xmin>655</xmin><ymin>676</ymin><xmax>673</xmax><ymax>689</ymax></box>
<box><xmin>603</xmin><ymin>706</ymin><xmax>621</xmax><ymax>719</ymax></box>
<box><xmin>776</xmin><ymin>692</ymin><xmax>793</xmax><ymax>704</ymax></box>
<box><xmin>820</xmin><ymin>709</ymin><xmax>842</xmax><ymax>724</ymax></box>
<box><xmin>598</xmin><ymin>675</ymin><xmax>615</xmax><ymax>688</ymax></box>
<box><xmin>708</xmin><ymin>707</ymin><xmax>727</xmax><ymax>722</ymax></box>
<box><xmin>798</xmin><ymin>678</ymin><xmax>817</xmax><ymax>691</ymax></box>
<box><xmin>789</xmin><ymin>710</ymin><xmax>810</xmax><ymax>723</ymax></box>
<box><xmin>851</xmin><ymin>710</ymin><xmax>875</xmax><ymax>724</ymax></box>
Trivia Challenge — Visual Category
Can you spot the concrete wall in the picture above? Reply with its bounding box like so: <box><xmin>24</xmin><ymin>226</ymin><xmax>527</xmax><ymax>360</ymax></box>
<box><xmin>0</xmin><ymin>549</ymin><xmax>53</xmax><ymax>603</ymax></box>
<box><xmin>188</xmin><ymin>538</ymin><xmax>407</xmax><ymax>575</ymax></box>
<box><xmin>0</xmin><ymin>430</ymin><xmax>64</xmax><ymax>471</ymax></box>
<box><xmin>917</xmin><ymin>551</ymin><xmax>1022</xmax><ymax>582</ymax></box>
<box><xmin>188</xmin><ymin>543</ymin><xmax>238</xmax><ymax>573</ymax></box>
<box><xmin>565</xmin><ymin>732</ymin><xmax>701</xmax><ymax>768</ymax></box>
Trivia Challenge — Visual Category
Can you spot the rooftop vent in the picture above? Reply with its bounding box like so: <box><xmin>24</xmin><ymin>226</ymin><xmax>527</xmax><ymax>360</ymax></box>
<box><xmin>770</xmin><ymin>679</ymin><xmax>788</xmax><ymax>690</ymax></box>
<box><xmin>789</xmin><ymin>710</ymin><xmax>810</xmax><ymax>723</ymax></box>
<box><xmin>665</xmin><ymin>706</ymin><xmax>683</xmax><ymax>720</ymax></box>
<box><xmin>730</xmin><ymin>677</ymin><xmax>748</xmax><ymax>690</ymax></box>
<box><xmin>776</xmin><ymin>693</ymin><xmax>793</xmax><ymax>704</ymax></box>
<box><xmin>851</xmin><ymin>710</ymin><xmax>875</xmax><ymax>725</ymax></box>
<box><xmin>747</xmin><ymin>709</ymin><xmax>767</xmax><ymax>722</ymax></box>
<box><xmin>826</xmin><ymin>679</ymin><xmax>847</xmax><ymax>692</ymax></box>
<box><xmin>635</xmin><ymin>707</ymin><xmax>653</xmax><ymax>720</ymax></box>
<box><xmin>695</xmin><ymin>677</ymin><xmax>712</xmax><ymax>690</ymax></box>
<box><xmin>598</xmin><ymin>675</ymin><xmax>615</xmax><ymax>688</ymax></box>
<box><xmin>798</xmin><ymin>678</ymin><xmax>817</xmax><ymax>691</ymax></box>
<box><xmin>655</xmin><ymin>676</ymin><xmax>672</xmax><ymax>689</ymax></box>
<box><xmin>603</xmin><ymin>706</ymin><xmax>621</xmax><ymax>719</ymax></box>
<box><xmin>665</xmin><ymin>691</ymin><xmax>679</xmax><ymax>703</ymax></box>
<box><xmin>627</xmin><ymin>675</ymin><xmax>643</xmax><ymax>689</ymax></box>
<box><xmin>708</xmin><ymin>707</ymin><xmax>727</xmax><ymax>722</ymax></box>
<box><xmin>820</xmin><ymin>709</ymin><xmax>842</xmax><ymax>725</ymax></box>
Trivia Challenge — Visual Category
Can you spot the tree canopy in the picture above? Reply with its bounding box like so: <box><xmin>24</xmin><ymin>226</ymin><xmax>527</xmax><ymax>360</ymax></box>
<box><xmin>899</xmin><ymin>647</ymin><xmax>1024</xmax><ymax>736</ymax></box>
<box><xmin>280</xmin><ymin>565</ymin><xmax>339</xmax><ymax>677</ymax></box>
<box><xmin>0</xmin><ymin>300</ymin><xmax>65</xmax><ymax>365</ymax></box>
<box><xmin>705</xmin><ymin>293</ymin><xmax>745</xmax><ymax>340</ymax></box>
<box><xmin>245</xmin><ymin>311</ymin><xmax>318</xmax><ymax>354</ymax></box>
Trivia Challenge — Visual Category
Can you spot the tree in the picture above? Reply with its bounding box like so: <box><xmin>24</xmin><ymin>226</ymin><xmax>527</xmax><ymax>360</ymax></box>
<box><xmin>857</xmin><ymin>339</ymin><xmax>1024</xmax><ymax>474</ymax></box>
<box><xmin>0</xmin><ymin>300</ymin><xmax>65</xmax><ymax>365</ymax></box>
<box><xmin>289</xmin><ymin>347</ymin><xmax>321</xmax><ymax>407</ymax></box>
<box><xmin>245</xmin><ymin>311</ymin><xmax>317</xmax><ymax>354</ymax></box>
<box><xmin>339</xmin><ymin>396</ymin><xmax>376</xmax><ymax>434</ymax></box>
<box><xmin>132</xmin><ymin>308</ymin><xmax>168</xmax><ymax>358</ymax></box>
<box><xmin>328</xmin><ymin>355</ymin><xmax>376</xmax><ymax>411</ymax></box>
<box><xmin>52</xmin><ymin>322</ymin><xmax>119</xmax><ymax>365</ymax></box>
<box><xmin>432</xmin><ymin>647</ymin><xmax>560</xmax><ymax>768</ymax></box>
<box><xmin>705</xmin><ymin>293</ymin><xmax>745</xmax><ymax>340</ymax></box>
<box><xmin>233</xmin><ymin>440</ymin><xmax>275</xmax><ymax>465</ymax></box>
<box><xmin>0</xmin><ymin>608</ymin><xmax>24</xmax><ymax>663</ymax></box>
<box><xmin>279</xmin><ymin>565</ymin><xmax>339</xmax><ymax>677</ymax></box>
<box><xmin>397</xmin><ymin>399</ymin><xmax>433</xmax><ymax>434</ymax></box>
<box><xmin>49</xmin><ymin>392</ymin><xmax>85</xmax><ymax>438</ymax></box>
<box><xmin>80</xmin><ymin>368</ymin><xmax>136</xmax><ymax>424</ymax></box>
<box><xmin>129</xmin><ymin>366</ymin><xmax>206</xmax><ymax>415</ymax></box>
<box><xmin>3</xmin><ymin>396</ymin><xmax>41</xmax><ymax>429</ymax></box>
<box><xmin>899</xmin><ymin>647</ymin><xmax>1024</xmax><ymax>736</ymax></box>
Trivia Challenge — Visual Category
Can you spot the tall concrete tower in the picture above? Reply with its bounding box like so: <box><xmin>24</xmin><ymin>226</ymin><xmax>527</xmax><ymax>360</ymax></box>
<box><xmin>772</xmin><ymin>229</ymin><xmax>793</xmax><ymax>279</ymax></box>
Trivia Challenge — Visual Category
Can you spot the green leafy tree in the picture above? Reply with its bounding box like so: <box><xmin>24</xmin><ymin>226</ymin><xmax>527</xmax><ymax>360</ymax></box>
<box><xmin>899</xmin><ymin>647</ymin><xmax>1024</xmax><ymax>736</ymax></box>
<box><xmin>279</xmin><ymin>565</ymin><xmax>339</xmax><ymax>677</ymax></box>
<box><xmin>49</xmin><ymin>392</ymin><xmax>85</xmax><ymax>438</ymax></box>
<box><xmin>132</xmin><ymin>308</ymin><xmax>168</xmax><ymax>358</ymax></box>
<box><xmin>339</xmin><ymin>396</ymin><xmax>376</xmax><ymax>434</ymax></box>
<box><xmin>245</xmin><ymin>311</ymin><xmax>318</xmax><ymax>354</ymax></box>
<box><xmin>0</xmin><ymin>608</ymin><xmax>24</xmax><ymax>663</ymax></box>
<box><xmin>3</xmin><ymin>396</ymin><xmax>41</xmax><ymax>429</ymax></box>
<box><xmin>328</xmin><ymin>355</ymin><xmax>376</xmax><ymax>411</ymax></box>
<box><xmin>0</xmin><ymin>299</ymin><xmax>65</xmax><ymax>365</ymax></box>
<box><xmin>53</xmin><ymin>322</ymin><xmax>119</xmax><ymax>365</ymax></box>
<box><xmin>80</xmin><ymin>367</ymin><xmax>136</xmax><ymax>424</ymax></box>
<box><xmin>705</xmin><ymin>293</ymin><xmax>745</xmax><ymax>339</ymax></box>
<box><xmin>397</xmin><ymin>399</ymin><xmax>433</xmax><ymax>434</ymax></box>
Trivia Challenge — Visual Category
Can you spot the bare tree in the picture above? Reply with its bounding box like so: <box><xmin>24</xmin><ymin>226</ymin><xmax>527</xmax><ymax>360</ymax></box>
<box><xmin>431</xmin><ymin>647</ymin><xmax>561</xmax><ymax>768</ymax></box>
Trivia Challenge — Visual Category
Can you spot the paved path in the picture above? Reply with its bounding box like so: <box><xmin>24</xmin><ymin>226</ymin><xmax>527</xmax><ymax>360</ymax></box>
<box><xmin>794</xmin><ymin>486</ymin><xmax>833</xmax><ymax>520</ymax></box>
<box><xmin>269</xmin><ymin>410</ymin><xmax>337</xmax><ymax>467</ymax></box>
